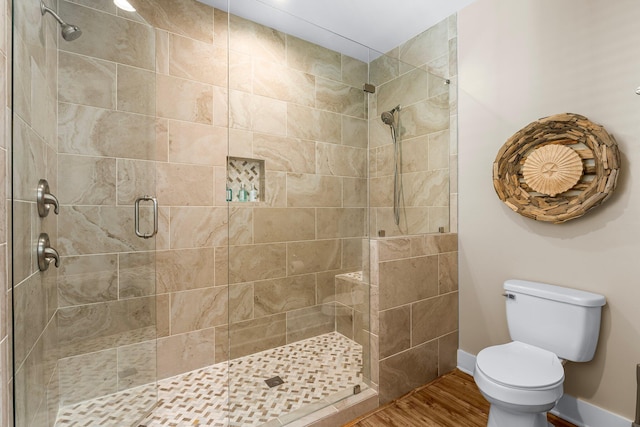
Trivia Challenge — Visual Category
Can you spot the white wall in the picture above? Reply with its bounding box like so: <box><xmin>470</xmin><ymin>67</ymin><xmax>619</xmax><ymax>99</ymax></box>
<box><xmin>458</xmin><ymin>0</ymin><xmax>640</xmax><ymax>419</ymax></box>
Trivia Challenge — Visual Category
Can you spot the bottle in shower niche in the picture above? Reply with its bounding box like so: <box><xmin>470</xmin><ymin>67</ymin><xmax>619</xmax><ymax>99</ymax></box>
<box><xmin>238</xmin><ymin>183</ymin><xmax>248</xmax><ymax>202</ymax></box>
<box><xmin>249</xmin><ymin>184</ymin><xmax>258</xmax><ymax>202</ymax></box>
<box><xmin>226</xmin><ymin>185</ymin><xmax>233</xmax><ymax>202</ymax></box>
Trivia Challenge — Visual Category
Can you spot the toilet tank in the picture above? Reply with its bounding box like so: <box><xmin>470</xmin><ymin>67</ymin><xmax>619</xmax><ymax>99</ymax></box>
<box><xmin>504</xmin><ymin>279</ymin><xmax>606</xmax><ymax>362</ymax></box>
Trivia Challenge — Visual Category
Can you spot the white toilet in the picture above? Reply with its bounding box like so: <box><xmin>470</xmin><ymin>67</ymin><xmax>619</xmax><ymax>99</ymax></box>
<box><xmin>474</xmin><ymin>279</ymin><xmax>606</xmax><ymax>427</ymax></box>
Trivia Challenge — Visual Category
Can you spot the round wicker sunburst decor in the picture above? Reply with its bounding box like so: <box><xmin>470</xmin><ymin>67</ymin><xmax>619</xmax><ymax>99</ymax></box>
<box><xmin>493</xmin><ymin>113</ymin><xmax>620</xmax><ymax>224</ymax></box>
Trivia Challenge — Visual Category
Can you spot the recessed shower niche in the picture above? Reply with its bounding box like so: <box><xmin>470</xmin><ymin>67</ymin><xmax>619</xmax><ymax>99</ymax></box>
<box><xmin>227</xmin><ymin>156</ymin><xmax>265</xmax><ymax>202</ymax></box>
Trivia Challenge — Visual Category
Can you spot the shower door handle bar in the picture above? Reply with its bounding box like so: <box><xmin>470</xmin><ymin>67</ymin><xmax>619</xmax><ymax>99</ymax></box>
<box><xmin>134</xmin><ymin>195</ymin><xmax>158</xmax><ymax>239</ymax></box>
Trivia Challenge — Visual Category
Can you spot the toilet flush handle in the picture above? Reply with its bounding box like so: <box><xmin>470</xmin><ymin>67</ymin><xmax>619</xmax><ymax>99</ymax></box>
<box><xmin>502</xmin><ymin>293</ymin><xmax>516</xmax><ymax>300</ymax></box>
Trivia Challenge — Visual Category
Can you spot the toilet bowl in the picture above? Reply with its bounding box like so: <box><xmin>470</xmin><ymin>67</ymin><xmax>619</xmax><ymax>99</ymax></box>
<box><xmin>474</xmin><ymin>341</ymin><xmax>564</xmax><ymax>427</ymax></box>
<box><xmin>474</xmin><ymin>280</ymin><xmax>606</xmax><ymax>427</ymax></box>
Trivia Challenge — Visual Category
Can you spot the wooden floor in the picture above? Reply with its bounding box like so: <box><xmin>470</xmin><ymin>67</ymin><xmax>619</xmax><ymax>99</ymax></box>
<box><xmin>344</xmin><ymin>370</ymin><xmax>577</xmax><ymax>427</ymax></box>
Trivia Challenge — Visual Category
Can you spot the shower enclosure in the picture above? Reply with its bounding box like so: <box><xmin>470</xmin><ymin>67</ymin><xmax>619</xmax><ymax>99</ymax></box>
<box><xmin>10</xmin><ymin>0</ymin><xmax>453</xmax><ymax>425</ymax></box>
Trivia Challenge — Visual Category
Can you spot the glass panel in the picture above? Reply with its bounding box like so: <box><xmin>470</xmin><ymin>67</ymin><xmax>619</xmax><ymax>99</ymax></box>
<box><xmin>369</xmin><ymin>50</ymin><xmax>451</xmax><ymax>237</ymax></box>
<box><xmin>226</xmin><ymin>2</ymin><xmax>372</xmax><ymax>424</ymax></box>
<box><xmin>11</xmin><ymin>1</ymin><xmax>157</xmax><ymax>425</ymax></box>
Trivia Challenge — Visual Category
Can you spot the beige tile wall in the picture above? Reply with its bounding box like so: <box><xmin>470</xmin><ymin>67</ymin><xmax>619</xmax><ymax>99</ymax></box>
<box><xmin>369</xmin><ymin>233</ymin><xmax>458</xmax><ymax>404</ymax></box>
<box><xmin>10</xmin><ymin>0</ymin><xmax>60</xmax><ymax>424</ymax></box>
<box><xmin>54</xmin><ymin>0</ymin><xmax>159</xmax><ymax>415</ymax></box>
<box><xmin>225</xmin><ymin>11</ymin><xmax>370</xmax><ymax>361</ymax></box>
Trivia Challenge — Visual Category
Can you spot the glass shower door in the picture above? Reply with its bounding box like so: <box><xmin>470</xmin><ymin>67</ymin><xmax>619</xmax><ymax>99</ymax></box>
<box><xmin>12</xmin><ymin>0</ymin><xmax>158</xmax><ymax>425</ymax></box>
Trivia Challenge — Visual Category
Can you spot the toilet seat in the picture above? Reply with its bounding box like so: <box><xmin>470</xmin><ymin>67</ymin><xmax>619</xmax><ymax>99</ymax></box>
<box><xmin>476</xmin><ymin>341</ymin><xmax>564</xmax><ymax>390</ymax></box>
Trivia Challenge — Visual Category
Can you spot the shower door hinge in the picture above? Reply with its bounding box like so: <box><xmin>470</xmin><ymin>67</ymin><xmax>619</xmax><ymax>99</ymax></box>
<box><xmin>353</xmin><ymin>384</ymin><xmax>361</xmax><ymax>395</ymax></box>
<box><xmin>363</xmin><ymin>83</ymin><xmax>375</xmax><ymax>93</ymax></box>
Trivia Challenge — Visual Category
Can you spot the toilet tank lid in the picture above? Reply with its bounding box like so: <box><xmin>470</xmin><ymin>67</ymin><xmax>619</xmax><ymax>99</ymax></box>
<box><xmin>504</xmin><ymin>280</ymin><xmax>606</xmax><ymax>307</ymax></box>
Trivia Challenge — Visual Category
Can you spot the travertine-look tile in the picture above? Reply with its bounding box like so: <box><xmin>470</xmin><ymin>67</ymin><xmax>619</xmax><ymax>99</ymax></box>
<box><xmin>378</xmin><ymin>255</ymin><xmax>438</xmax><ymax>310</ymax></box>
<box><xmin>369</xmin><ymin>52</ymin><xmax>399</xmax><ymax>86</ymax></box>
<box><xmin>438</xmin><ymin>331</ymin><xmax>458</xmax><ymax>376</ymax></box>
<box><xmin>254</xmin><ymin>58</ymin><xmax>315</xmax><ymax>107</ymax></box>
<box><xmin>59</xmin><ymin>103</ymin><xmax>157</xmax><ymax>160</ymax></box>
<box><xmin>429</xmin><ymin>130</ymin><xmax>450</xmax><ymax>171</ymax></box>
<box><xmin>58</xmin><ymin>206</ymin><xmax>154</xmax><ymax>255</ymax></box>
<box><xmin>168</xmin><ymin>121</ymin><xmax>226</xmax><ymax>166</ymax></box>
<box><xmin>411</xmin><ymin>292</ymin><xmax>458</xmax><ymax>345</ymax></box>
<box><xmin>156</xmin><ymin>248</ymin><xmax>216</xmax><ymax>293</ymax></box>
<box><xmin>169</xmin><ymin>34</ymin><xmax>226</xmax><ymax>87</ymax></box>
<box><xmin>58</xmin><ymin>254</ymin><xmax>118</xmax><ymax>307</ymax></box>
<box><xmin>156</xmin><ymin>74</ymin><xmax>213</xmax><ymax>124</ymax></box>
<box><xmin>253</xmin><ymin>207</ymin><xmax>315</xmax><ymax>243</ymax></box>
<box><xmin>315</xmin><ymin>77</ymin><xmax>365</xmax><ymax>118</ymax></box>
<box><xmin>377</xmin><ymin>67</ymin><xmax>429</xmax><ymax>115</ymax></box>
<box><xmin>287</xmin><ymin>36</ymin><xmax>341</xmax><ymax>82</ymax></box>
<box><xmin>228</xmin><ymin>244</ymin><xmax>287</xmax><ymax>284</ymax></box>
<box><xmin>229</xmin><ymin>14</ymin><xmax>285</xmax><ymax>63</ymax></box>
<box><xmin>58</xmin><ymin>154</ymin><xmax>116</xmax><ymax>205</ymax></box>
<box><xmin>377</xmin><ymin>238</ymin><xmax>411</xmax><ymax>262</ymax></box>
<box><xmin>156</xmin><ymin>162</ymin><xmax>214</xmax><ymax>206</ymax></box>
<box><xmin>157</xmin><ymin>328</ymin><xmax>215</xmax><ymax>379</ymax></box>
<box><xmin>253</xmin><ymin>133</ymin><xmax>316</xmax><ymax>174</ymax></box>
<box><xmin>229</xmin><ymin>90</ymin><xmax>287</xmax><ymax>136</ymax></box>
<box><xmin>316</xmin><ymin>208</ymin><xmax>366</xmax><ymax>239</ymax></box>
<box><xmin>400</xmin><ymin>135</ymin><xmax>430</xmax><ymax>174</ymax></box>
<box><xmin>341</xmin><ymin>55</ymin><xmax>368</xmax><ymax>88</ymax></box>
<box><xmin>438</xmin><ymin>252</ymin><xmax>458</xmax><ymax>293</ymax></box>
<box><xmin>117</xmin><ymin>340</ymin><xmax>156</xmax><ymax>391</ymax></box>
<box><xmin>288</xmin><ymin>240</ymin><xmax>341</xmax><ymax>276</ymax></box>
<box><xmin>254</xmin><ymin>274</ymin><xmax>316</xmax><ymax>317</ymax></box>
<box><xmin>342</xmin><ymin>116</ymin><xmax>367</xmax><ymax>148</ymax></box>
<box><xmin>221</xmin><ymin>313</ymin><xmax>286</xmax><ymax>360</ymax></box>
<box><xmin>403</xmin><ymin>170</ymin><xmax>449</xmax><ymax>207</ymax></box>
<box><xmin>169</xmin><ymin>207</ymin><xmax>229</xmax><ymax>249</ymax></box>
<box><xmin>58</xmin><ymin>350</ymin><xmax>117</xmax><ymax>406</ymax></box>
<box><xmin>229</xmin><ymin>283</ymin><xmax>254</xmax><ymax>323</ymax></box>
<box><xmin>131</xmin><ymin>0</ymin><xmax>214</xmax><ymax>44</ymax></box>
<box><xmin>58</xmin><ymin>51</ymin><xmax>116</xmax><ymax>109</ymax></box>
<box><xmin>116</xmin><ymin>159</ymin><xmax>156</xmax><ymax>206</ymax></box>
<box><xmin>378</xmin><ymin>340</ymin><xmax>438</xmax><ymax>404</ymax></box>
<box><xmin>399</xmin><ymin>93</ymin><xmax>449</xmax><ymax>140</ymax></box>
<box><xmin>119</xmin><ymin>251</ymin><xmax>156</xmax><ymax>299</ymax></box>
<box><xmin>316</xmin><ymin>143</ymin><xmax>367</xmax><ymax>178</ymax></box>
<box><xmin>343</xmin><ymin>178</ymin><xmax>367</xmax><ymax>208</ymax></box>
<box><xmin>398</xmin><ymin>19</ymin><xmax>449</xmax><ymax>69</ymax></box>
<box><xmin>117</xmin><ymin>64</ymin><xmax>155</xmax><ymax>115</ymax></box>
<box><xmin>171</xmin><ymin>286</ymin><xmax>228</xmax><ymax>334</ymax></box>
<box><xmin>286</xmin><ymin>173</ymin><xmax>342</xmax><ymax>208</ymax></box>
<box><xmin>379</xmin><ymin>305</ymin><xmax>411</xmax><ymax>359</ymax></box>
<box><xmin>13</xmin><ymin>274</ymin><xmax>47</xmax><ymax>367</ymax></box>
<box><xmin>286</xmin><ymin>304</ymin><xmax>335</xmax><ymax>344</ymax></box>
<box><xmin>59</xmin><ymin>1</ymin><xmax>154</xmax><ymax>70</ymax></box>
<box><xmin>287</xmin><ymin>104</ymin><xmax>341</xmax><ymax>144</ymax></box>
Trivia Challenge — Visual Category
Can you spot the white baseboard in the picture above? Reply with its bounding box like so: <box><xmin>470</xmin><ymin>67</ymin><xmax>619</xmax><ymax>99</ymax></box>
<box><xmin>457</xmin><ymin>349</ymin><xmax>632</xmax><ymax>427</ymax></box>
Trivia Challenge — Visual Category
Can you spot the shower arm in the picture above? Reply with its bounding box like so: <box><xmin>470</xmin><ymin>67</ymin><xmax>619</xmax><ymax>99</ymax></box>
<box><xmin>40</xmin><ymin>1</ymin><xmax>67</xmax><ymax>27</ymax></box>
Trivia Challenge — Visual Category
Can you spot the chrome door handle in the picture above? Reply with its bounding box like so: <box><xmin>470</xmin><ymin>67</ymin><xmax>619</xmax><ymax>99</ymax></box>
<box><xmin>134</xmin><ymin>195</ymin><xmax>158</xmax><ymax>239</ymax></box>
<box><xmin>37</xmin><ymin>233</ymin><xmax>60</xmax><ymax>271</ymax></box>
<box><xmin>37</xmin><ymin>179</ymin><xmax>59</xmax><ymax>217</ymax></box>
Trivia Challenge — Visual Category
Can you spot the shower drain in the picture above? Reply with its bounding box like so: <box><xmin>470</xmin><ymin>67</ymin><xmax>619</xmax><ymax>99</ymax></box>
<box><xmin>265</xmin><ymin>376</ymin><xmax>285</xmax><ymax>388</ymax></box>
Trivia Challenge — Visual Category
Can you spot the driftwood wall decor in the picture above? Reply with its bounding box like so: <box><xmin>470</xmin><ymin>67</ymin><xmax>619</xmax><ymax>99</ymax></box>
<box><xmin>493</xmin><ymin>113</ymin><xmax>620</xmax><ymax>223</ymax></box>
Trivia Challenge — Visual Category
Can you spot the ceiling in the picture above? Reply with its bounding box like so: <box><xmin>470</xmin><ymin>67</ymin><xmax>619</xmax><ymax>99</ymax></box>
<box><xmin>199</xmin><ymin>0</ymin><xmax>476</xmax><ymax>62</ymax></box>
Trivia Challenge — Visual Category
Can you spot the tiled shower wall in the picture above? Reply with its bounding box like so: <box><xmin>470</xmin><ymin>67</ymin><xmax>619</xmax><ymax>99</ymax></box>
<box><xmin>370</xmin><ymin>233</ymin><xmax>458</xmax><ymax>405</ymax></box>
<box><xmin>52</xmin><ymin>0</ymin><xmax>371</xmax><ymax>403</ymax></box>
<box><xmin>369</xmin><ymin>15</ymin><xmax>458</xmax><ymax>235</ymax></box>
<box><xmin>11</xmin><ymin>0</ymin><xmax>59</xmax><ymax>424</ymax></box>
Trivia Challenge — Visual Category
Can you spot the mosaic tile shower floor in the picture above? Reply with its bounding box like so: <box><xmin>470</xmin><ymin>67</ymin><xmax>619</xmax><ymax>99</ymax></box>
<box><xmin>55</xmin><ymin>332</ymin><xmax>366</xmax><ymax>427</ymax></box>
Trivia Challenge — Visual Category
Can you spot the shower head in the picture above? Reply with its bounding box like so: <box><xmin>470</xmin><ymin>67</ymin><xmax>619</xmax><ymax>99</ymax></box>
<box><xmin>40</xmin><ymin>1</ymin><xmax>82</xmax><ymax>41</ymax></box>
<box><xmin>380</xmin><ymin>105</ymin><xmax>401</xmax><ymax>126</ymax></box>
